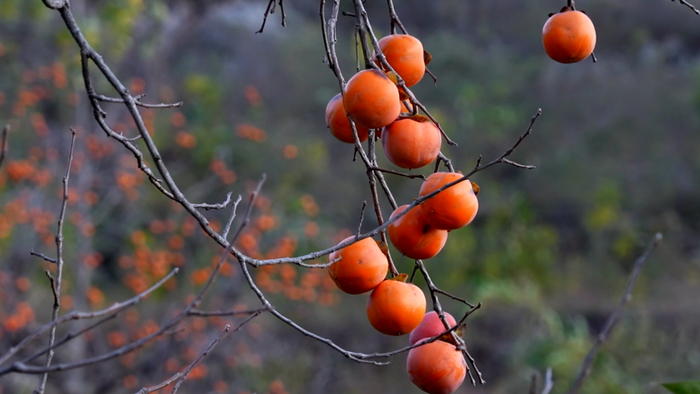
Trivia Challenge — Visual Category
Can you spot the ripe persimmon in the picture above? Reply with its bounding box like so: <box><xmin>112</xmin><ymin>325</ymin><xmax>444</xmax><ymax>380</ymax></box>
<box><xmin>325</xmin><ymin>93</ymin><xmax>369</xmax><ymax>144</ymax></box>
<box><xmin>542</xmin><ymin>7</ymin><xmax>596</xmax><ymax>64</ymax></box>
<box><xmin>407</xmin><ymin>339</ymin><xmax>466</xmax><ymax>394</ymax></box>
<box><xmin>343</xmin><ymin>69</ymin><xmax>401</xmax><ymax>129</ymax></box>
<box><xmin>366</xmin><ymin>274</ymin><xmax>426</xmax><ymax>335</ymax></box>
<box><xmin>419</xmin><ymin>172</ymin><xmax>478</xmax><ymax>231</ymax></box>
<box><xmin>382</xmin><ymin>117</ymin><xmax>441</xmax><ymax>169</ymax></box>
<box><xmin>328</xmin><ymin>236</ymin><xmax>388</xmax><ymax>295</ymax></box>
<box><xmin>376</xmin><ymin>34</ymin><xmax>426</xmax><ymax>87</ymax></box>
<box><xmin>387</xmin><ymin>205</ymin><xmax>447</xmax><ymax>260</ymax></box>
<box><xmin>409</xmin><ymin>311</ymin><xmax>458</xmax><ymax>346</ymax></box>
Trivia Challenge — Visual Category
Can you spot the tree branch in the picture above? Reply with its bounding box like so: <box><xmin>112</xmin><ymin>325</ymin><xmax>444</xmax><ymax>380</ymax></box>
<box><xmin>565</xmin><ymin>233</ymin><xmax>663</xmax><ymax>394</ymax></box>
<box><xmin>33</xmin><ymin>129</ymin><xmax>76</xmax><ymax>394</ymax></box>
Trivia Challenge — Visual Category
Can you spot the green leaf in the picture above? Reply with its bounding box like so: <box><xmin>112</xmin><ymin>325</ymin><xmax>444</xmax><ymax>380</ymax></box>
<box><xmin>662</xmin><ymin>381</ymin><xmax>700</xmax><ymax>394</ymax></box>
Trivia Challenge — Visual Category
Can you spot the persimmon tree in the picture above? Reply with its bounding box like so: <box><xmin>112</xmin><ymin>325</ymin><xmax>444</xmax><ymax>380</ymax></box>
<box><xmin>2</xmin><ymin>0</ymin><xmax>696</xmax><ymax>392</ymax></box>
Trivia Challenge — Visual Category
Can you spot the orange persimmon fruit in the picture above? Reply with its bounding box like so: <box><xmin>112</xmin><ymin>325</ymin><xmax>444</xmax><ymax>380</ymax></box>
<box><xmin>409</xmin><ymin>311</ymin><xmax>458</xmax><ymax>346</ymax></box>
<box><xmin>407</xmin><ymin>339</ymin><xmax>467</xmax><ymax>394</ymax></box>
<box><xmin>328</xmin><ymin>236</ymin><xmax>389</xmax><ymax>295</ymax></box>
<box><xmin>388</xmin><ymin>205</ymin><xmax>448</xmax><ymax>260</ymax></box>
<box><xmin>376</xmin><ymin>34</ymin><xmax>426</xmax><ymax>87</ymax></box>
<box><xmin>325</xmin><ymin>93</ymin><xmax>369</xmax><ymax>143</ymax></box>
<box><xmin>542</xmin><ymin>7</ymin><xmax>596</xmax><ymax>64</ymax></box>
<box><xmin>381</xmin><ymin>116</ymin><xmax>441</xmax><ymax>169</ymax></box>
<box><xmin>418</xmin><ymin>172</ymin><xmax>478</xmax><ymax>230</ymax></box>
<box><xmin>366</xmin><ymin>274</ymin><xmax>426</xmax><ymax>335</ymax></box>
<box><xmin>343</xmin><ymin>69</ymin><xmax>401</xmax><ymax>129</ymax></box>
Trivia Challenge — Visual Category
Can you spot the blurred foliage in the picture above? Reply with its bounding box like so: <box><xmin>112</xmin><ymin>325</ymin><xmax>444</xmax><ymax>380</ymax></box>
<box><xmin>1</xmin><ymin>0</ymin><xmax>700</xmax><ymax>393</ymax></box>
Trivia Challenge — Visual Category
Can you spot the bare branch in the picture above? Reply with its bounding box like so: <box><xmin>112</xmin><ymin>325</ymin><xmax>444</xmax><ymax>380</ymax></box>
<box><xmin>192</xmin><ymin>192</ymin><xmax>234</xmax><ymax>211</ymax></box>
<box><xmin>356</xmin><ymin>201</ymin><xmax>368</xmax><ymax>237</ymax></box>
<box><xmin>542</xmin><ymin>368</ymin><xmax>553</xmax><ymax>394</ymax></box>
<box><xmin>0</xmin><ymin>124</ymin><xmax>8</xmax><ymax>169</ymax></box>
<box><xmin>257</xmin><ymin>0</ymin><xmax>286</xmax><ymax>34</ymax></box>
<box><xmin>34</xmin><ymin>129</ymin><xmax>76</xmax><ymax>394</ymax></box>
<box><xmin>188</xmin><ymin>307</ymin><xmax>270</xmax><ymax>318</ymax></box>
<box><xmin>565</xmin><ymin>233</ymin><xmax>663</xmax><ymax>394</ymax></box>
<box><xmin>369</xmin><ymin>166</ymin><xmax>426</xmax><ymax>180</ymax></box>
<box><xmin>90</xmin><ymin>93</ymin><xmax>183</xmax><ymax>108</ymax></box>
<box><xmin>221</xmin><ymin>195</ymin><xmax>243</xmax><ymax>240</ymax></box>
<box><xmin>41</xmin><ymin>0</ymin><xmax>66</xmax><ymax>10</ymax></box>
<box><xmin>29</xmin><ymin>250</ymin><xmax>57</xmax><ymax>264</ymax></box>
<box><xmin>671</xmin><ymin>0</ymin><xmax>700</xmax><ymax>14</ymax></box>
<box><xmin>135</xmin><ymin>324</ymin><xmax>234</xmax><ymax>394</ymax></box>
<box><xmin>0</xmin><ymin>268</ymin><xmax>179</xmax><ymax>369</ymax></box>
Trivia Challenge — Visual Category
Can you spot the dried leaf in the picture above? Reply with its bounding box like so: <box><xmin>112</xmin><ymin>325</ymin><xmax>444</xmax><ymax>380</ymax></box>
<box><xmin>470</xmin><ymin>181</ymin><xmax>480</xmax><ymax>195</ymax></box>
<box><xmin>423</xmin><ymin>50</ymin><xmax>432</xmax><ymax>66</ymax></box>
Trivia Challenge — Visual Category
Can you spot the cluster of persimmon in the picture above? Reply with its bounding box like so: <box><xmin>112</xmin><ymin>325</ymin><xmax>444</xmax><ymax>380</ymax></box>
<box><xmin>325</xmin><ymin>34</ymin><xmax>441</xmax><ymax>170</ymax></box>
<box><xmin>324</xmin><ymin>33</ymin><xmax>478</xmax><ymax>394</ymax></box>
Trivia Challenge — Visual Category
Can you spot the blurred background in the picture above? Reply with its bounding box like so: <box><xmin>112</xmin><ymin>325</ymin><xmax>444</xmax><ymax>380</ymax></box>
<box><xmin>1</xmin><ymin>0</ymin><xmax>699</xmax><ymax>393</ymax></box>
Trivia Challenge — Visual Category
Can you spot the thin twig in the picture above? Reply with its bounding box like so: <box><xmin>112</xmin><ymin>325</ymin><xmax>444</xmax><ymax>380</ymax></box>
<box><xmin>369</xmin><ymin>166</ymin><xmax>426</xmax><ymax>180</ymax></box>
<box><xmin>0</xmin><ymin>268</ymin><xmax>179</xmax><ymax>369</ymax></box>
<box><xmin>192</xmin><ymin>192</ymin><xmax>234</xmax><ymax>210</ymax></box>
<box><xmin>21</xmin><ymin>314</ymin><xmax>119</xmax><ymax>365</ymax></box>
<box><xmin>671</xmin><ymin>0</ymin><xmax>700</xmax><ymax>14</ymax></box>
<box><xmin>90</xmin><ymin>93</ymin><xmax>183</xmax><ymax>108</ymax></box>
<box><xmin>136</xmin><ymin>324</ymin><xmax>234</xmax><ymax>394</ymax></box>
<box><xmin>0</xmin><ymin>124</ymin><xmax>8</xmax><ymax>169</ymax></box>
<box><xmin>356</xmin><ymin>201</ymin><xmax>368</xmax><ymax>237</ymax></box>
<box><xmin>542</xmin><ymin>368</ymin><xmax>553</xmax><ymax>394</ymax></box>
<box><xmin>29</xmin><ymin>251</ymin><xmax>57</xmax><ymax>264</ymax></box>
<box><xmin>256</xmin><ymin>0</ymin><xmax>286</xmax><ymax>33</ymax></box>
<box><xmin>188</xmin><ymin>307</ymin><xmax>270</xmax><ymax>317</ymax></box>
<box><xmin>221</xmin><ymin>195</ymin><xmax>243</xmax><ymax>240</ymax></box>
<box><xmin>565</xmin><ymin>233</ymin><xmax>663</xmax><ymax>394</ymax></box>
<box><xmin>33</xmin><ymin>130</ymin><xmax>76</xmax><ymax>394</ymax></box>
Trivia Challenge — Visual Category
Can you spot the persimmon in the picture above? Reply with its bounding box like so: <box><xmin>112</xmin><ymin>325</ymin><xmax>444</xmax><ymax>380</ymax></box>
<box><xmin>376</xmin><ymin>100</ymin><xmax>411</xmax><ymax>139</ymax></box>
<box><xmin>407</xmin><ymin>339</ymin><xmax>466</xmax><ymax>394</ymax></box>
<box><xmin>328</xmin><ymin>236</ymin><xmax>388</xmax><ymax>295</ymax></box>
<box><xmin>366</xmin><ymin>274</ymin><xmax>426</xmax><ymax>336</ymax></box>
<box><xmin>376</xmin><ymin>34</ymin><xmax>426</xmax><ymax>87</ymax></box>
<box><xmin>382</xmin><ymin>117</ymin><xmax>441</xmax><ymax>169</ymax></box>
<box><xmin>387</xmin><ymin>205</ymin><xmax>448</xmax><ymax>260</ymax></box>
<box><xmin>542</xmin><ymin>7</ymin><xmax>596</xmax><ymax>64</ymax></box>
<box><xmin>325</xmin><ymin>93</ymin><xmax>369</xmax><ymax>144</ymax></box>
<box><xmin>343</xmin><ymin>69</ymin><xmax>401</xmax><ymax>129</ymax></box>
<box><xmin>409</xmin><ymin>311</ymin><xmax>458</xmax><ymax>346</ymax></box>
<box><xmin>419</xmin><ymin>172</ymin><xmax>478</xmax><ymax>230</ymax></box>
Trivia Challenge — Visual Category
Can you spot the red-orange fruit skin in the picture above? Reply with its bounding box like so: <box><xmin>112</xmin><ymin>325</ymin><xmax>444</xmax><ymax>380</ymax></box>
<box><xmin>388</xmin><ymin>205</ymin><xmax>448</xmax><ymax>260</ymax></box>
<box><xmin>419</xmin><ymin>172</ymin><xmax>479</xmax><ymax>231</ymax></box>
<box><xmin>542</xmin><ymin>10</ymin><xmax>596</xmax><ymax>63</ymax></box>
<box><xmin>343</xmin><ymin>69</ymin><xmax>401</xmax><ymax>129</ymax></box>
<box><xmin>366</xmin><ymin>280</ymin><xmax>426</xmax><ymax>336</ymax></box>
<box><xmin>381</xmin><ymin>119</ymin><xmax>441</xmax><ymax>169</ymax></box>
<box><xmin>325</xmin><ymin>93</ymin><xmax>369</xmax><ymax>143</ymax></box>
<box><xmin>407</xmin><ymin>340</ymin><xmax>467</xmax><ymax>394</ymax></box>
<box><xmin>376</xmin><ymin>34</ymin><xmax>426</xmax><ymax>87</ymax></box>
<box><xmin>409</xmin><ymin>311</ymin><xmax>458</xmax><ymax>346</ymax></box>
<box><xmin>328</xmin><ymin>236</ymin><xmax>389</xmax><ymax>295</ymax></box>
